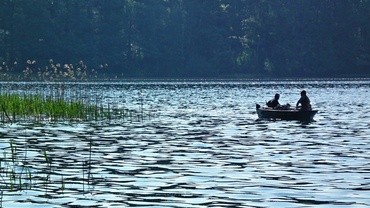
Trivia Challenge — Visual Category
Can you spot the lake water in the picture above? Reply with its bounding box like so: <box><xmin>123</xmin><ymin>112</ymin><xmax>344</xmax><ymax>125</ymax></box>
<box><xmin>0</xmin><ymin>79</ymin><xmax>369</xmax><ymax>207</ymax></box>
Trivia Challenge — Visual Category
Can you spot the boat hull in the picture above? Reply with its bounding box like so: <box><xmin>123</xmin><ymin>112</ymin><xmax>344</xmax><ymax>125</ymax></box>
<box><xmin>256</xmin><ymin>105</ymin><xmax>317</xmax><ymax>121</ymax></box>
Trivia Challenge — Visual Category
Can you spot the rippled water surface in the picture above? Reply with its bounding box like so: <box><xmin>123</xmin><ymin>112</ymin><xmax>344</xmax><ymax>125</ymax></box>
<box><xmin>1</xmin><ymin>79</ymin><xmax>370</xmax><ymax>207</ymax></box>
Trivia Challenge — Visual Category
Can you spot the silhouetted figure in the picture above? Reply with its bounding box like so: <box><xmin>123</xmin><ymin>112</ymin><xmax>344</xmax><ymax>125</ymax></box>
<box><xmin>266</xmin><ymin>93</ymin><xmax>280</xmax><ymax>109</ymax></box>
<box><xmin>296</xmin><ymin>90</ymin><xmax>312</xmax><ymax>110</ymax></box>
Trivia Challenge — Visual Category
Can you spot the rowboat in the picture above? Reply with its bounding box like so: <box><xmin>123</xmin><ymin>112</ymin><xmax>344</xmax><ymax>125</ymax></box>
<box><xmin>256</xmin><ymin>104</ymin><xmax>318</xmax><ymax>121</ymax></box>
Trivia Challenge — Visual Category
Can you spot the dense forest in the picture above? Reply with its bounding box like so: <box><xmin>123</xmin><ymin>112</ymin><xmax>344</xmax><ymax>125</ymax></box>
<box><xmin>0</xmin><ymin>0</ymin><xmax>370</xmax><ymax>79</ymax></box>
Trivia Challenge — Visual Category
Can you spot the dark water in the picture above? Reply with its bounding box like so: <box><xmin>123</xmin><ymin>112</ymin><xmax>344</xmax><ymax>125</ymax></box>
<box><xmin>0</xmin><ymin>79</ymin><xmax>370</xmax><ymax>207</ymax></box>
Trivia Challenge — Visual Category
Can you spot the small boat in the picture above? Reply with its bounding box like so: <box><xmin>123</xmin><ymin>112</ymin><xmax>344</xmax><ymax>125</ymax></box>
<box><xmin>256</xmin><ymin>104</ymin><xmax>318</xmax><ymax>121</ymax></box>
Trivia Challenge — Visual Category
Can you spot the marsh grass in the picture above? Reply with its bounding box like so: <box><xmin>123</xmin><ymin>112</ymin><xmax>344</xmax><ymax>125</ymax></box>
<box><xmin>0</xmin><ymin>93</ymin><xmax>139</xmax><ymax>123</ymax></box>
<box><xmin>0</xmin><ymin>139</ymin><xmax>96</xmax><ymax>196</ymax></box>
<box><xmin>1</xmin><ymin>59</ymin><xmax>153</xmax><ymax>124</ymax></box>
<box><xmin>0</xmin><ymin>140</ymin><xmax>34</xmax><ymax>192</ymax></box>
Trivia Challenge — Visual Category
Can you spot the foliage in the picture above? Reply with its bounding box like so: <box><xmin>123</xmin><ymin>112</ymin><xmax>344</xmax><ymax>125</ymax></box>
<box><xmin>0</xmin><ymin>93</ymin><xmax>129</xmax><ymax>122</ymax></box>
<box><xmin>0</xmin><ymin>0</ymin><xmax>369</xmax><ymax>78</ymax></box>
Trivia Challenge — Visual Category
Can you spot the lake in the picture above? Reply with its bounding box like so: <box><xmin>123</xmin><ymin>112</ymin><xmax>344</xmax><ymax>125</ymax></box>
<box><xmin>0</xmin><ymin>79</ymin><xmax>369</xmax><ymax>207</ymax></box>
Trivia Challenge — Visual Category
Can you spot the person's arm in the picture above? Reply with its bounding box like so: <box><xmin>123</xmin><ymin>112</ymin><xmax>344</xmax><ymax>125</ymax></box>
<box><xmin>296</xmin><ymin>98</ymin><xmax>301</xmax><ymax>108</ymax></box>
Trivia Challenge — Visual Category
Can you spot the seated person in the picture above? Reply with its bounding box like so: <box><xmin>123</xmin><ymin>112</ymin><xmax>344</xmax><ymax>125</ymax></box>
<box><xmin>296</xmin><ymin>90</ymin><xmax>312</xmax><ymax>110</ymax></box>
<box><xmin>266</xmin><ymin>93</ymin><xmax>280</xmax><ymax>109</ymax></box>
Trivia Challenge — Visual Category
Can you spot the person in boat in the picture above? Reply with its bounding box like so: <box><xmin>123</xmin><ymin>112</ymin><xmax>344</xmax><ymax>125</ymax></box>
<box><xmin>296</xmin><ymin>90</ymin><xmax>312</xmax><ymax>110</ymax></box>
<box><xmin>266</xmin><ymin>93</ymin><xmax>280</xmax><ymax>109</ymax></box>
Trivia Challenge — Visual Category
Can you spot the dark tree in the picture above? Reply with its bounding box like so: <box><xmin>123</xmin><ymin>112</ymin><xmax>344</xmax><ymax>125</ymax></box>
<box><xmin>0</xmin><ymin>0</ymin><xmax>370</xmax><ymax>79</ymax></box>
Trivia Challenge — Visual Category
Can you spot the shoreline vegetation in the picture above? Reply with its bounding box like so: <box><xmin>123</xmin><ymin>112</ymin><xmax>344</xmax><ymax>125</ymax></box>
<box><xmin>0</xmin><ymin>60</ymin><xmax>150</xmax><ymax>123</ymax></box>
<box><xmin>0</xmin><ymin>60</ymin><xmax>102</xmax><ymax>82</ymax></box>
<box><xmin>0</xmin><ymin>138</ymin><xmax>95</xmax><ymax>195</ymax></box>
<box><xmin>0</xmin><ymin>60</ymin><xmax>368</xmax><ymax>124</ymax></box>
<box><xmin>0</xmin><ymin>93</ymin><xmax>142</xmax><ymax>124</ymax></box>
<box><xmin>2</xmin><ymin>60</ymin><xmax>370</xmax><ymax>82</ymax></box>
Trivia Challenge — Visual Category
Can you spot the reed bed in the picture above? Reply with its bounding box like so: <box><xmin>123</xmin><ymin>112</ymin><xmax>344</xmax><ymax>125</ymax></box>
<box><xmin>0</xmin><ymin>93</ymin><xmax>132</xmax><ymax>123</ymax></box>
<box><xmin>0</xmin><ymin>139</ymin><xmax>94</xmax><ymax>194</ymax></box>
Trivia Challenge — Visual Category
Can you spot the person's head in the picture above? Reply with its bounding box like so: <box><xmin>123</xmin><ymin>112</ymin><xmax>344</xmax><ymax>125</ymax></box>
<box><xmin>274</xmin><ymin>93</ymin><xmax>280</xmax><ymax>100</ymax></box>
<box><xmin>300</xmin><ymin>90</ymin><xmax>307</xmax><ymax>96</ymax></box>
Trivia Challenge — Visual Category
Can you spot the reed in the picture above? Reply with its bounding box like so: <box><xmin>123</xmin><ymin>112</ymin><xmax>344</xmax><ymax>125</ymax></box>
<box><xmin>0</xmin><ymin>141</ymin><xmax>26</xmax><ymax>191</ymax></box>
<box><xmin>0</xmin><ymin>59</ymin><xmax>110</xmax><ymax>82</ymax></box>
<box><xmin>0</xmin><ymin>93</ymin><xmax>129</xmax><ymax>123</ymax></box>
<box><xmin>1</xmin><ymin>59</ymin><xmax>151</xmax><ymax>123</ymax></box>
<box><xmin>0</xmin><ymin>140</ymin><xmax>54</xmax><ymax>192</ymax></box>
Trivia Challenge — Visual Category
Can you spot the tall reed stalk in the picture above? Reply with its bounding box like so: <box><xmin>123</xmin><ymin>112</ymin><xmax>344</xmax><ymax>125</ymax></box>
<box><xmin>0</xmin><ymin>93</ymin><xmax>124</xmax><ymax>123</ymax></box>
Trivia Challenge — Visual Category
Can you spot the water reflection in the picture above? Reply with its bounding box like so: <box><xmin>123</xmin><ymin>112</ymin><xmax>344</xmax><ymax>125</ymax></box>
<box><xmin>0</xmin><ymin>80</ymin><xmax>370</xmax><ymax>207</ymax></box>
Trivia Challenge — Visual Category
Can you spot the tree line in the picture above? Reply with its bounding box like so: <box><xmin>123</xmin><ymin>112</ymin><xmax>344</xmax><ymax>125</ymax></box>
<box><xmin>0</xmin><ymin>0</ymin><xmax>369</xmax><ymax>79</ymax></box>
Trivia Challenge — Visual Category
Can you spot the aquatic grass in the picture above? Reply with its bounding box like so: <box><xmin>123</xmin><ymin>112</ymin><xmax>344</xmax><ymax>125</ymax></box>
<box><xmin>0</xmin><ymin>93</ymin><xmax>134</xmax><ymax>123</ymax></box>
<box><xmin>0</xmin><ymin>142</ymin><xmax>25</xmax><ymax>191</ymax></box>
<box><xmin>0</xmin><ymin>81</ymin><xmax>153</xmax><ymax>125</ymax></box>
<box><xmin>0</xmin><ymin>140</ymin><xmax>51</xmax><ymax>192</ymax></box>
<box><xmin>0</xmin><ymin>139</ymin><xmax>98</xmax><ymax>195</ymax></box>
